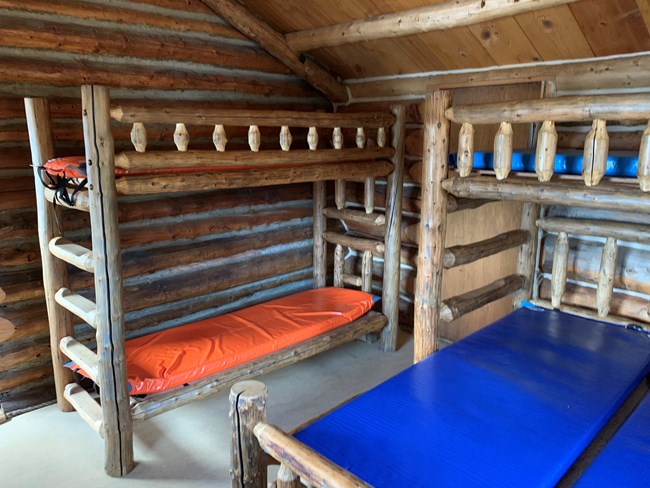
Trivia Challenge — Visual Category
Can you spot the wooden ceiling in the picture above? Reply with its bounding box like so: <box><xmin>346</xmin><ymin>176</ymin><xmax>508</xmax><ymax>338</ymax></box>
<box><xmin>242</xmin><ymin>0</ymin><xmax>650</xmax><ymax>80</ymax></box>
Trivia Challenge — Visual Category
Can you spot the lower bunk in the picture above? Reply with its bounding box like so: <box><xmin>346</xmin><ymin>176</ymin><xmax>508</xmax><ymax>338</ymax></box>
<box><xmin>66</xmin><ymin>287</ymin><xmax>385</xmax><ymax>422</ymax></box>
<box><xmin>231</xmin><ymin>306</ymin><xmax>650</xmax><ymax>487</ymax></box>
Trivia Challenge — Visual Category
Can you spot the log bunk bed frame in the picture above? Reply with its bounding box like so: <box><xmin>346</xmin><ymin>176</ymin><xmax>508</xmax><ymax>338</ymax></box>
<box><xmin>229</xmin><ymin>90</ymin><xmax>650</xmax><ymax>487</ymax></box>
<box><xmin>24</xmin><ymin>85</ymin><xmax>407</xmax><ymax>477</ymax></box>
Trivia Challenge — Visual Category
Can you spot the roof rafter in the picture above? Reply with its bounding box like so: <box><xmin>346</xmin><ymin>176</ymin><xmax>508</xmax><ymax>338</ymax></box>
<box><xmin>286</xmin><ymin>0</ymin><xmax>580</xmax><ymax>52</ymax></box>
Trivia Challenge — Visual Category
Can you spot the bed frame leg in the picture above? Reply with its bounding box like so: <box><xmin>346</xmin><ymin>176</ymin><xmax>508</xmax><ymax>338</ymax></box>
<box><xmin>277</xmin><ymin>463</ymin><xmax>301</xmax><ymax>488</ymax></box>
<box><xmin>230</xmin><ymin>381</ymin><xmax>268</xmax><ymax>488</ymax></box>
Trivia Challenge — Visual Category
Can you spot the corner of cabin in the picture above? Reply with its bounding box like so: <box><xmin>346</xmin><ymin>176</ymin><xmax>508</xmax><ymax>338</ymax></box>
<box><xmin>2</xmin><ymin>0</ymin><xmax>650</xmax><ymax>485</ymax></box>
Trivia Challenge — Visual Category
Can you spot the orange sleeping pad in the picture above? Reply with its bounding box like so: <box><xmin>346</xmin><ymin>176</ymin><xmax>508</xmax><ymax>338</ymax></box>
<box><xmin>69</xmin><ymin>288</ymin><xmax>375</xmax><ymax>395</ymax></box>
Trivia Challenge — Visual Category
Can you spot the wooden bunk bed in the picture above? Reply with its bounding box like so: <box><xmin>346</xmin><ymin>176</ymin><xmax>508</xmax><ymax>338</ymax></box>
<box><xmin>228</xmin><ymin>90</ymin><xmax>650</xmax><ymax>487</ymax></box>
<box><xmin>24</xmin><ymin>85</ymin><xmax>407</xmax><ymax>477</ymax></box>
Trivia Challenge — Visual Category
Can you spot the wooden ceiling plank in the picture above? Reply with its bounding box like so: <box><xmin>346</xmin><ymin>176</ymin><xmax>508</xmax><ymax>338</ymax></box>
<box><xmin>285</xmin><ymin>0</ymin><xmax>581</xmax><ymax>51</ymax></box>
<box><xmin>514</xmin><ymin>5</ymin><xmax>594</xmax><ymax>60</ymax></box>
<box><xmin>569</xmin><ymin>0</ymin><xmax>650</xmax><ymax>56</ymax></box>
<box><xmin>200</xmin><ymin>0</ymin><xmax>348</xmax><ymax>103</ymax></box>
<box><xmin>346</xmin><ymin>53</ymin><xmax>650</xmax><ymax>100</ymax></box>
<box><xmin>468</xmin><ymin>17</ymin><xmax>543</xmax><ymax>64</ymax></box>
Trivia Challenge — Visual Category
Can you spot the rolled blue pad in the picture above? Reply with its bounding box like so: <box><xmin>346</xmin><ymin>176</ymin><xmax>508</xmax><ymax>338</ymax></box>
<box><xmin>449</xmin><ymin>151</ymin><xmax>639</xmax><ymax>177</ymax></box>
<box><xmin>295</xmin><ymin>308</ymin><xmax>650</xmax><ymax>487</ymax></box>
<box><xmin>574</xmin><ymin>393</ymin><xmax>650</xmax><ymax>487</ymax></box>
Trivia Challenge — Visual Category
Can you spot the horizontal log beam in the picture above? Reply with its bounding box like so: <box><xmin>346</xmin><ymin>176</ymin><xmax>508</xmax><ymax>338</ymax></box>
<box><xmin>255</xmin><ymin>423</ymin><xmax>370</xmax><ymax>487</ymax></box>
<box><xmin>341</xmin><ymin>274</ymin><xmax>363</xmax><ymax>287</ymax></box>
<box><xmin>131</xmin><ymin>311</ymin><xmax>386</xmax><ymax>421</ymax></box>
<box><xmin>115</xmin><ymin>161</ymin><xmax>393</xmax><ymax>194</ymax></box>
<box><xmin>115</xmin><ymin>147</ymin><xmax>394</xmax><ymax>170</ymax></box>
<box><xmin>286</xmin><ymin>0</ymin><xmax>577</xmax><ymax>51</ymax></box>
<box><xmin>323</xmin><ymin>207</ymin><xmax>386</xmax><ymax>226</ymax></box>
<box><xmin>442</xmin><ymin>177</ymin><xmax>650</xmax><ymax>212</ymax></box>
<box><xmin>444</xmin><ymin>229</ymin><xmax>530</xmax><ymax>269</ymax></box>
<box><xmin>111</xmin><ymin>107</ymin><xmax>394</xmax><ymax>128</ymax></box>
<box><xmin>439</xmin><ymin>274</ymin><xmax>525</xmax><ymax>323</ymax></box>
<box><xmin>537</xmin><ymin>217</ymin><xmax>650</xmax><ymax>244</ymax></box>
<box><xmin>322</xmin><ymin>232</ymin><xmax>385</xmax><ymax>257</ymax></box>
<box><xmin>347</xmin><ymin>53</ymin><xmax>650</xmax><ymax>100</ymax></box>
<box><xmin>446</xmin><ymin>93</ymin><xmax>650</xmax><ymax>124</ymax></box>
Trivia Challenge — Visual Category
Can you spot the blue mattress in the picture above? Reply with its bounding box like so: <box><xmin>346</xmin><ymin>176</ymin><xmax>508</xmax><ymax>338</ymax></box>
<box><xmin>575</xmin><ymin>393</ymin><xmax>650</xmax><ymax>487</ymax></box>
<box><xmin>294</xmin><ymin>307</ymin><xmax>650</xmax><ymax>487</ymax></box>
<box><xmin>449</xmin><ymin>151</ymin><xmax>638</xmax><ymax>177</ymax></box>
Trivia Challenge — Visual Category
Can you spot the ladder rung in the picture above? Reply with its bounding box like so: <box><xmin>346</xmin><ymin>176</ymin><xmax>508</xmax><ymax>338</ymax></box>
<box><xmin>49</xmin><ymin>237</ymin><xmax>94</xmax><ymax>273</ymax></box>
<box><xmin>341</xmin><ymin>274</ymin><xmax>363</xmax><ymax>287</ymax></box>
<box><xmin>60</xmin><ymin>336</ymin><xmax>100</xmax><ymax>385</ymax></box>
<box><xmin>55</xmin><ymin>288</ymin><xmax>97</xmax><ymax>328</ymax></box>
<box><xmin>63</xmin><ymin>383</ymin><xmax>103</xmax><ymax>438</ymax></box>
<box><xmin>43</xmin><ymin>187</ymin><xmax>90</xmax><ymax>212</ymax></box>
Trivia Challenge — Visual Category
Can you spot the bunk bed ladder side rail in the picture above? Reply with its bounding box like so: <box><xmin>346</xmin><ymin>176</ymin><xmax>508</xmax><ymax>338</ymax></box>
<box><xmin>413</xmin><ymin>90</ymin><xmax>452</xmax><ymax>362</ymax></box>
<box><xmin>24</xmin><ymin>98</ymin><xmax>76</xmax><ymax>412</ymax></box>
<box><xmin>81</xmin><ymin>85</ymin><xmax>134</xmax><ymax>477</ymax></box>
<box><xmin>380</xmin><ymin>104</ymin><xmax>407</xmax><ymax>351</ymax></box>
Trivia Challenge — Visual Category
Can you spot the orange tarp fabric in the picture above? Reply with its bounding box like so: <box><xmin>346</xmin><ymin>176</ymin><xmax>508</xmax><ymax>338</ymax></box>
<box><xmin>70</xmin><ymin>288</ymin><xmax>375</xmax><ymax>395</ymax></box>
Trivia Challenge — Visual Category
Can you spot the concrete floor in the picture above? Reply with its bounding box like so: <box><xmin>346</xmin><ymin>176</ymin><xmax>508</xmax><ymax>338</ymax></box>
<box><xmin>0</xmin><ymin>335</ymin><xmax>413</xmax><ymax>487</ymax></box>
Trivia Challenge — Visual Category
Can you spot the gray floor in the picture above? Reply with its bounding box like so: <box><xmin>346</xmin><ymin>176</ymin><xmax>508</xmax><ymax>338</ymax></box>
<box><xmin>0</xmin><ymin>335</ymin><xmax>413</xmax><ymax>487</ymax></box>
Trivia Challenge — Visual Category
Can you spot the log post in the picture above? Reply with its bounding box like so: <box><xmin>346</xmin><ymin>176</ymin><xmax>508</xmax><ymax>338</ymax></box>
<box><xmin>535</xmin><ymin>121</ymin><xmax>556</xmax><ymax>182</ymax></box>
<box><xmin>414</xmin><ymin>91</ymin><xmax>451</xmax><ymax>362</ymax></box>
<box><xmin>280</xmin><ymin>126</ymin><xmax>292</xmax><ymax>151</ymax></box>
<box><xmin>213</xmin><ymin>124</ymin><xmax>228</xmax><ymax>152</ymax></box>
<box><xmin>356</xmin><ymin>127</ymin><xmax>366</xmax><ymax>148</ymax></box>
<box><xmin>307</xmin><ymin>127</ymin><xmax>318</xmax><ymax>150</ymax></box>
<box><xmin>493</xmin><ymin>121</ymin><xmax>513</xmax><ymax>180</ymax></box>
<box><xmin>638</xmin><ymin>121</ymin><xmax>650</xmax><ymax>191</ymax></box>
<box><xmin>512</xmin><ymin>203</ymin><xmax>540</xmax><ymax>307</ymax></box>
<box><xmin>81</xmin><ymin>85</ymin><xmax>134</xmax><ymax>477</ymax></box>
<box><xmin>24</xmin><ymin>98</ymin><xmax>75</xmax><ymax>412</ymax></box>
<box><xmin>173</xmin><ymin>122</ymin><xmax>189</xmax><ymax>151</ymax></box>
<box><xmin>377</xmin><ymin>127</ymin><xmax>386</xmax><ymax>148</ymax></box>
<box><xmin>363</xmin><ymin>177</ymin><xmax>375</xmax><ymax>214</ymax></box>
<box><xmin>457</xmin><ymin>122</ymin><xmax>474</xmax><ymax>177</ymax></box>
<box><xmin>381</xmin><ymin>104</ymin><xmax>406</xmax><ymax>352</ymax></box>
<box><xmin>130</xmin><ymin>122</ymin><xmax>147</xmax><ymax>153</ymax></box>
<box><xmin>551</xmin><ymin>231</ymin><xmax>569</xmax><ymax>309</ymax></box>
<box><xmin>332</xmin><ymin>127</ymin><xmax>343</xmax><ymax>149</ymax></box>
<box><xmin>582</xmin><ymin>119</ymin><xmax>609</xmax><ymax>186</ymax></box>
<box><xmin>313</xmin><ymin>180</ymin><xmax>327</xmax><ymax>288</ymax></box>
<box><xmin>248</xmin><ymin>125</ymin><xmax>261</xmax><ymax>152</ymax></box>
<box><xmin>361</xmin><ymin>250</ymin><xmax>373</xmax><ymax>293</ymax></box>
<box><xmin>596</xmin><ymin>237</ymin><xmax>618</xmax><ymax>318</ymax></box>
<box><xmin>333</xmin><ymin>244</ymin><xmax>344</xmax><ymax>288</ymax></box>
<box><xmin>229</xmin><ymin>381</ymin><xmax>268</xmax><ymax>488</ymax></box>
<box><xmin>335</xmin><ymin>180</ymin><xmax>346</xmax><ymax>210</ymax></box>
<box><xmin>277</xmin><ymin>464</ymin><xmax>300</xmax><ymax>488</ymax></box>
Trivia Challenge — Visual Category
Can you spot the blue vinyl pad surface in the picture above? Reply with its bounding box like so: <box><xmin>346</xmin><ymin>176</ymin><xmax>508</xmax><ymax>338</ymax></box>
<box><xmin>575</xmin><ymin>392</ymin><xmax>650</xmax><ymax>487</ymax></box>
<box><xmin>294</xmin><ymin>307</ymin><xmax>650</xmax><ymax>487</ymax></box>
<box><xmin>449</xmin><ymin>151</ymin><xmax>639</xmax><ymax>178</ymax></box>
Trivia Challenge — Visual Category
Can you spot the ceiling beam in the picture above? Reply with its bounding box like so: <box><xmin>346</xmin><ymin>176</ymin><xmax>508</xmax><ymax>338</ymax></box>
<box><xmin>201</xmin><ymin>0</ymin><xmax>348</xmax><ymax>103</ymax></box>
<box><xmin>286</xmin><ymin>0</ymin><xmax>580</xmax><ymax>52</ymax></box>
<box><xmin>346</xmin><ymin>53</ymin><xmax>650</xmax><ymax>101</ymax></box>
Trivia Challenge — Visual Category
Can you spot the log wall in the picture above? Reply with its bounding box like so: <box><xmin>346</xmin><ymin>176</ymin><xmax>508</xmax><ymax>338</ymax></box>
<box><xmin>341</xmin><ymin>83</ymin><xmax>540</xmax><ymax>343</ymax></box>
<box><xmin>0</xmin><ymin>1</ymin><xmax>328</xmax><ymax>415</ymax></box>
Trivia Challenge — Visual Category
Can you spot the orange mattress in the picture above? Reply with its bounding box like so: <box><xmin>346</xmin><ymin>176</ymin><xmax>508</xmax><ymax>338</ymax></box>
<box><xmin>69</xmin><ymin>288</ymin><xmax>375</xmax><ymax>395</ymax></box>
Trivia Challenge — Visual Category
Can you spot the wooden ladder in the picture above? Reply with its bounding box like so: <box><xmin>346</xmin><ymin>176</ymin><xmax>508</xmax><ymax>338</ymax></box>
<box><xmin>25</xmin><ymin>86</ymin><xmax>134</xmax><ymax>477</ymax></box>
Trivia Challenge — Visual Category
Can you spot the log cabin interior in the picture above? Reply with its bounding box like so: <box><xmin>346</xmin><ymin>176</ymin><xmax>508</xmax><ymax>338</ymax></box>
<box><xmin>1</xmin><ymin>0</ymin><xmax>650</xmax><ymax>486</ymax></box>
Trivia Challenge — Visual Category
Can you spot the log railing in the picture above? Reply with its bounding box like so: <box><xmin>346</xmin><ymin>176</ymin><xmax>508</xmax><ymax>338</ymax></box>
<box><xmin>445</xmin><ymin>94</ymin><xmax>650</xmax><ymax>191</ymax></box>
<box><xmin>534</xmin><ymin>217</ymin><xmax>650</xmax><ymax>326</ymax></box>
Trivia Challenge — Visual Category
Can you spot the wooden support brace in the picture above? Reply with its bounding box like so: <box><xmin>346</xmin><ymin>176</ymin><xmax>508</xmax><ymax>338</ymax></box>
<box><xmin>323</xmin><ymin>207</ymin><xmax>386</xmax><ymax>226</ymax></box>
<box><xmin>361</xmin><ymin>251</ymin><xmax>373</xmax><ymax>293</ymax></box>
<box><xmin>230</xmin><ymin>381</ymin><xmax>268</xmax><ymax>488</ymax></box>
<box><xmin>512</xmin><ymin>203</ymin><xmax>540</xmax><ymax>307</ymax></box>
<box><xmin>333</xmin><ymin>244</ymin><xmax>344</xmax><ymax>288</ymax></box>
<box><xmin>583</xmin><ymin>119</ymin><xmax>609</xmax><ymax>187</ymax></box>
<box><xmin>457</xmin><ymin>122</ymin><xmax>474</xmax><ymax>177</ymax></box>
<box><xmin>64</xmin><ymin>383</ymin><xmax>104</xmax><ymax>438</ymax></box>
<box><xmin>364</xmin><ymin>177</ymin><xmax>375</xmax><ymax>214</ymax></box>
<box><xmin>335</xmin><ymin>179</ymin><xmax>346</xmax><ymax>210</ymax></box>
<box><xmin>323</xmin><ymin>232</ymin><xmax>385</xmax><ymax>257</ymax></box>
<box><xmin>213</xmin><ymin>124</ymin><xmax>228</xmax><ymax>152</ymax></box>
<box><xmin>597</xmin><ymin>237</ymin><xmax>618</xmax><ymax>318</ymax></box>
<box><xmin>637</xmin><ymin>121</ymin><xmax>650</xmax><ymax>191</ymax></box>
<box><xmin>49</xmin><ymin>237</ymin><xmax>94</xmax><ymax>273</ymax></box>
<box><xmin>535</xmin><ymin>121</ymin><xmax>557</xmax><ymax>182</ymax></box>
<box><xmin>173</xmin><ymin>122</ymin><xmax>189</xmax><ymax>152</ymax></box>
<box><xmin>60</xmin><ymin>336</ymin><xmax>100</xmax><ymax>384</ymax></box>
<box><xmin>308</xmin><ymin>127</ymin><xmax>318</xmax><ymax>150</ymax></box>
<box><xmin>443</xmin><ymin>229</ymin><xmax>530</xmax><ymax>269</ymax></box>
<box><xmin>313</xmin><ymin>181</ymin><xmax>327</xmax><ymax>289</ymax></box>
<box><xmin>280</xmin><ymin>126</ymin><xmax>292</xmax><ymax>151</ymax></box>
<box><xmin>55</xmin><ymin>288</ymin><xmax>97</xmax><ymax>328</ymax></box>
<box><xmin>551</xmin><ymin>231</ymin><xmax>569</xmax><ymax>308</ymax></box>
<box><xmin>537</xmin><ymin>217</ymin><xmax>650</xmax><ymax>244</ymax></box>
<box><xmin>130</xmin><ymin>123</ymin><xmax>147</xmax><ymax>153</ymax></box>
<box><xmin>341</xmin><ymin>274</ymin><xmax>363</xmax><ymax>287</ymax></box>
<box><xmin>248</xmin><ymin>125</ymin><xmax>261</xmax><ymax>152</ymax></box>
<box><xmin>494</xmin><ymin>122</ymin><xmax>513</xmax><ymax>180</ymax></box>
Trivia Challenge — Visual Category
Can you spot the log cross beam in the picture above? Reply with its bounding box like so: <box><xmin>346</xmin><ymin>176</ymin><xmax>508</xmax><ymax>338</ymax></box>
<box><xmin>200</xmin><ymin>0</ymin><xmax>348</xmax><ymax>103</ymax></box>
<box><xmin>285</xmin><ymin>0</ymin><xmax>580</xmax><ymax>51</ymax></box>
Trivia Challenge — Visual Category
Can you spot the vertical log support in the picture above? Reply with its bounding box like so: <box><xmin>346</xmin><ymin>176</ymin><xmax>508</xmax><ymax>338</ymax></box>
<box><xmin>512</xmin><ymin>203</ymin><xmax>540</xmax><ymax>307</ymax></box>
<box><xmin>229</xmin><ymin>381</ymin><xmax>268</xmax><ymax>488</ymax></box>
<box><xmin>313</xmin><ymin>180</ymin><xmax>327</xmax><ymax>289</ymax></box>
<box><xmin>535</xmin><ymin>121</ymin><xmax>557</xmax><ymax>182</ymax></box>
<box><xmin>381</xmin><ymin>105</ymin><xmax>406</xmax><ymax>352</ymax></box>
<box><xmin>277</xmin><ymin>464</ymin><xmax>300</xmax><ymax>488</ymax></box>
<box><xmin>81</xmin><ymin>85</ymin><xmax>134</xmax><ymax>477</ymax></box>
<box><xmin>583</xmin><ymin>119</ymin><xmax>609</xmax><ymax>187</ymax></box>
<box><xmin>457</xmin><ymin>122</ymin><xmax>474</xmax><ymax>177</ymax></box>
<box><xmin>638</xmin><ymin>121</ymin><xmax>650</xmax><ymax>191</ymax></box>
<box><xmin>597</xmin><ymin>237</ymin><xmax>618</xmax><ymax>318</ymax></box>
<box><xmin>130</xmin><ymin>123</ymin><xmax>147</xmax><ymax>153</ymax></box>
<box><xmin>280</xmin><ymin>126</ymin><xmax>292</xmax><ymax>151</ymax></box>
<box><xmin>248</xmin><ymin>125</ymin><xmax>261</xmax><ymax>152</ymax></box>
<box><xmin>333</xmin><ymin>127</ymin><xmax>345</xmax><ymax>210</ymax></box>
<box><xmin>307</xmin><ymin>127</ymin><xmax>318</xmax><ymax>150</ymax></box>
<box><xmin>551</xmin><ymin>231</ymin><xmax>569</xmax><ymax>309</ymax></box>
<box><xmin>24</xmin><ymin>98</ymin><xmax>75</xmax><ymax>412</ymax></box>
<box><xmin>361</xmin><ymin>250</ymin><xmax>373</xmax><ymax>293</ymax></box>
<box><xmin>213</xmin><ymin>124</ymin><xmax>228</xmax><ymax>152</ymax></box>
<box><xmin>333</xmin><ymin>244</ymin><xmax>344</xmax><ymax>288</ymax></box>
<box><xmin>363</xmin><ymin>177</ymin><xmax>375</xmax><ymax>214</ymax></box>
<box><xmin>413</xmin><ymin>91</ymin><xmax>451</xmax><ymax>362</ymax></box>
<box><xmin>494</xmin><ymin>121</ymin><xmax>513</xmax><ymax>180</ymax></box>
<box><xmin>173</xmin><ymin>122</ymin><xmax>189</xmax><ymax>151</ymax></box>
